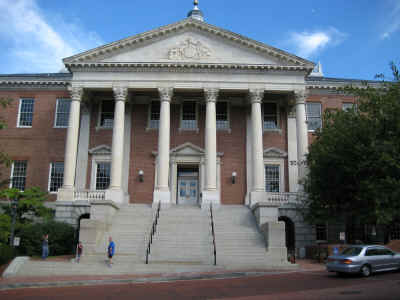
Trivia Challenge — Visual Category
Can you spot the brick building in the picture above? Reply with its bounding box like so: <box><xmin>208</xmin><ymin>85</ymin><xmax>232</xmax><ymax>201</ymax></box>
<box><xmin>0</xmin><ymin>3</ymin><xmax>363</xmax><ymax>265</ymax></box>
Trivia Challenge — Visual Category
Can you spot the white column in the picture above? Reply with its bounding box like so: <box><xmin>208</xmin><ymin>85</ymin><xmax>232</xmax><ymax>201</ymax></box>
<box><xmin>110</xmin><ymin>87</ymin><xmax>128</xmax><ymax>190</ymax></box>
<box><xmin>154</xmin><ymin>87</ymin><xmax>173</xmax><ymax>205</ymax></box>
<box><xmin>294</xmin><ymin>89</ymin><xmax>309</xmax><ymax>182</ymax></box>
<box><xmin>204</xmin><ymin>88</ymin><xmax>218</xmax><ymax>191</ymax></box>
<box><xmin>287</xmin><ymin>104</ymin><xmax>299</xmax><ymax>192</ymax></box>
<box><xmin>249</xmin><ymin>89</ymin><xmax>265</xmax><ymax>192</ymax></box>
<box><xmin>57</xmin><ymin>86</ymin><xmax>82</xmax><ymax>202</ymax></box>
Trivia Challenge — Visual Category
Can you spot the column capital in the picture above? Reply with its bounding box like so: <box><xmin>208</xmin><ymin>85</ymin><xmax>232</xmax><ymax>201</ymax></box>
<box><xmin>68</xmin><ymin>86</ymin><xmax>83</xmax><ymax>102</ymax></box>
<box><xmin>113</xmin><ymin>86</ymin><xmax>128</xmax><ymax>102</ymax></box>
<box><xmin>294</xmin><ymin>89</ymin><xmax>308</xmax><ymax>105</ymax></box>
<box><xmin>158</xmin><ymin>87</ymin><xmax>174</xmax><ymax>102</ymax></box>
<box><xmin>204</xmin><ymin>88</ymin><xmax>219</xmax><ymax>103</ymax></box>
<box><xmin>248</xmin><ymin>89</ymin><xmax>264</xmax><ymax>104</ymax></box>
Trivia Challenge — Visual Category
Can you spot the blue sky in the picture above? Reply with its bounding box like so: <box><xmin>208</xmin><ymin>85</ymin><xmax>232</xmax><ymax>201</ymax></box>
<box><xmin>0</xmin><ymin>0</ymin><xmax>399</xmax><ymax>80</ymax></box>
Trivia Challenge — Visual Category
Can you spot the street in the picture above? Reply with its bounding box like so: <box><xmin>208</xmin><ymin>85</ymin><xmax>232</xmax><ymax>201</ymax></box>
<box><xmin>1</xmin><ymin>269</ymin><xmax>400</xmax><ymax>300</ymax></box>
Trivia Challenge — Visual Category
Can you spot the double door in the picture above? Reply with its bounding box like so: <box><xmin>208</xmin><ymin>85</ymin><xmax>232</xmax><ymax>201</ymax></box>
<box><xmin>177</xmin><ymin>175</ymin><xmax>198</xmax><ymax>205</ymax></box>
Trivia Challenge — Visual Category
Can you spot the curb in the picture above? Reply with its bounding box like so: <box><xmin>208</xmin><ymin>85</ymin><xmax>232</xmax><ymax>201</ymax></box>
<box><xmin>0</xmin><ymin>270</ymin><xmax>302</xmax><ymax>291</ymax></box>
<box><xmin>2</xmin><ymin>257</ymin><xmax>30</xmax><ymax>278</ymax></box>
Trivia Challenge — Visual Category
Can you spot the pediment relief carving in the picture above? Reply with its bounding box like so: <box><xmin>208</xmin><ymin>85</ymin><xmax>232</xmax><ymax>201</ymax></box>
<box><xmin>263</xmin><ymin>147</ymin><xmax>287</xmax><ymax>158</ymax></box>
<box><xmin>89</xmin><ymin>145</ymin><xmax>111</xmax><ymax>155</ymax></box>
<box><xmin>167</xmin><ymin>38</ymin><xmax>211</xmax><ymax>60</ymax></box>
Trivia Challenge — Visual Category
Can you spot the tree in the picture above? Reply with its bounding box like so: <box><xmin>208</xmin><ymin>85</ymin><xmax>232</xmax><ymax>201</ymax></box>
<box><xmin>0</xmin><ymin>97</ymin><xmax>12</xmax><ymax>187</ymax></box>
<box><xmin>303</xmin><ymin>63</ymin><xmax>400</xmax><ymax>237</ymax></box>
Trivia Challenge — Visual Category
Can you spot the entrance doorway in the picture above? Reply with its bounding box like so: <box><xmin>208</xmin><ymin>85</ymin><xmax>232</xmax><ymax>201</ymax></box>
<box><xmin>177</xmin><ymin>165</ymin><xmax>199</xmax><ymax>205</ymax></box>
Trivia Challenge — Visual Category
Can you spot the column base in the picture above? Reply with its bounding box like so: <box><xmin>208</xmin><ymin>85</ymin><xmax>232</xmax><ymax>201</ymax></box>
<box><xmin>153</xmin><ymin>189</ymin><xmax>171</xmax><ymax>207</ymax></box>
<box><xmin>105</xmin><ymin>188</ymin><xmax>126</xmax><ymax>204</ymax></box>
<box><xmin>201</xmin><ymin>190</ymin><xmax>220</xmax><ymax>209</ymax></box>
<box><xmin>57</xmin><ymin>187</ymin><xmax>75</xmax><ymax>202</ymax></box>
<box><xmin>249</xmin><ymin>191</ymin><xmax>267</xmax><ymax>208</ymax></box>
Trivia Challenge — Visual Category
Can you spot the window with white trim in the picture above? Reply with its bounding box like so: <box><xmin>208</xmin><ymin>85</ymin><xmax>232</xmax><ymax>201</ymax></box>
<box><xmin>342</xmin><ymin>102</ymin><xmax>357</xmax><ymax>112</ymax></box>
<box><xmin>149</xmin><ymin>101</ymin><xmax>160</xmax><ymax>129</ymax></box>
<box><xmin>96</xmin><ymin>162</ymin><xmax>111</xmax><ymax>190</ymax></box>
<box><xmin>263</xmin><ymin>103</ymin><xmax>278</xmax><ymax>130</ymax></box>
<box><xmin>10</xmin><ymin>161</ymin><xmax>27</xmax><ymax>191</ymax></box>
<box><xmin>265</xmin><ymin>164</ymin><xmax>280</xmax><ymax>192</ymax></box>
<box><xmin>99</xmin><ymin>100</ymin><xmax>115</xmax><ymax>128</ymax></box>
<box><xmin>181</xmin><ymin>101</ymin><xmax>197</xmax><ymax>130</ymax></box>
<box><xmin>18</xmin><ymin>98</ymin><xmax>34</xmax><ymax>127</ymax></box>
<box><xmin>48</xmin><ymin>162</ymin><xmax>64</xmax><ymax>192</ymax></box>
<box><xmin>306</xmin><ymin>102</ymin><xmax>322</xmax><ymax>131</ymax></box>
<box><xmin>216</xmin><ymin>102</ymin><xmax>229</xmax><ymax>130</ymax></box>
<box><xmin>54</xmin><ymin>99</ymin><xmax>71</xmax><ymax>128</ymax></box>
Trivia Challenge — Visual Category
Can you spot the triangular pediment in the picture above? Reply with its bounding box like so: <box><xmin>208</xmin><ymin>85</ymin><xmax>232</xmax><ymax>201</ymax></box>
<box><xmin>89</xmin><ymin>145</ymin><xmax>111</xmax><ymax>155</ymax></box>
<box><xmin>64</xmin><ymin>19</ymin><xmax>314</xmax><ymax>70</ymax></box>
<box><xmin>264</xmin><ymin>147</ymin><xmax>287</xmax><ymax>158</ymax></box>
<box><xmin>170</xmin><ymin>142</ymin><xmax>205</xmax><ymax>156</ymax></box>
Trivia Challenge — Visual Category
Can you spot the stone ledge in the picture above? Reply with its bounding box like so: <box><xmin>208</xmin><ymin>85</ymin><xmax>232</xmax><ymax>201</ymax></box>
<box><xmin>2</xmin><ymin>257</ymin><xmax>29</xmax><ymax>278</ymax></box>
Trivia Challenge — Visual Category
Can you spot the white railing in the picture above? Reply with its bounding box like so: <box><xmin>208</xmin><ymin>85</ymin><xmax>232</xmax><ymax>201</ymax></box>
<box><xmin>264</xmin><ymin>192</ymin><xmax>302</xmax><ymax>206</ymax></box>
<box><xmin>74</xmin><ymin>190</ymin><xmax>106</xmax><ymax>201</ymax></box>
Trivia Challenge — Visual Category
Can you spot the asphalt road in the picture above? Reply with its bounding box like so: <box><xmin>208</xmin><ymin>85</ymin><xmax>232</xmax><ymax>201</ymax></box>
<box><xmin>1</xmin><ymin>269</ymin><xmax>400</xmax><ymax>300</ymax></box>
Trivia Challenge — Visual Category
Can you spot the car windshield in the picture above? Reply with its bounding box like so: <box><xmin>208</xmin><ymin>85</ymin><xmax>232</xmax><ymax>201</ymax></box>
<box><xmin>341</xmin><ymin>247</ymin><xmax>362</xmax><ymax>256</ymax></box>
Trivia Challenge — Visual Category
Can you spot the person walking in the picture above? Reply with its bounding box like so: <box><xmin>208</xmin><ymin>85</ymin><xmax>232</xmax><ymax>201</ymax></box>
<box><xmin>42</xmin><ymin>234</ymin><xmax>49</xmax><ymax>260</ymax></box>
<box><xmin>107</xmin><ymin>237</ymin><xmax>115</xmax><ymax>267</ymax></box>
<box><xmin>76</xmin><ymin>241</ymin><xmax>83</xmax><ymax>263</ymax></box>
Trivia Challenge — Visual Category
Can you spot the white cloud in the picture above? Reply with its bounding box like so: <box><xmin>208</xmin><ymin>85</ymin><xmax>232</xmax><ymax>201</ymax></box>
<box><xmin>287</xmin><ymin>27</ymin><xmax>347</xmax><ymax>59</ymax></box>
<box><xmin>381</xmin><ymin>0</ymin><xmax>400</xmax><ymax>39</ymax></box>
<box><xmin>0</xmin><ymin>0</ymin><xmax>103</xmax><ymax>73</ymax></box>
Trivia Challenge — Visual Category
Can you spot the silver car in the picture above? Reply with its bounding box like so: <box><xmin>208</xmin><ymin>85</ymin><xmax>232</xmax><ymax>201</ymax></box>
<box><xmin>326</xmin><ymin>245</ymin><xmax>400</xmax><ymax>277</ymax></box>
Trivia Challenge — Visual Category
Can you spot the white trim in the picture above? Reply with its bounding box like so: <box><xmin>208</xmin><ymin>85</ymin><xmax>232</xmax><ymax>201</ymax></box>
<box><xmin>17</xmin><ymin>98</ymin><xmax>34</xmax><ymax>128</ymax></box>
<box><xmin>216</xmin><ymin>100</ymin><xmax>231</xmax><ymax>132</ymax></box>
<box><xmin>9</xmin><ymin>162</ymin><xmax>14</xmax><ymax>189</ymax></box>
<box><xmin>146</xmin><ymin>99</ymin><xmax>160</xmax><ymax>131</ymax></box>
<box><xmin>90</xmin><ymin>154</ymin><xmax>112</xmax><ymax>190</ymax></box>
<box><xmin>96</xmin><ymin>99</ymin><xmax>114</xmax><ymax>130</ymax></box>
<box><xmin>9</xmin><ymin>160</ymin><xmax>27</xmax><ymax>191</ymax></box>
<box><xmin>263</xmin><ymin>158</ymin><xmax>285</xmax><ymax>193</ymax></box>
<box><xmin>54</xmin><ymin>98</ymin><xmax>71</xmax><ymax>128</ymax></box>
<box><xmin>179</xmin><ymin>100</ymin><xmax>199</xmax><ymax>132</ymax></box>
<box><xmin>47</xmin><ymin>163</ymin><xmax>53</xmax><ymax>193</ymax></box>
<box><xmin>306</xmin><ymin>102</ymin><xmax>322</xmax><ymax>132</ymax></box>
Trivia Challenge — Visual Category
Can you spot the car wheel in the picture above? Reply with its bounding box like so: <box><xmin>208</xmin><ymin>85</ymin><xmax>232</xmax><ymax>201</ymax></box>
<box><xmin>360</xmin><ymin>265</ymin><xmax>371</xmax><ymax>277</ymax></box>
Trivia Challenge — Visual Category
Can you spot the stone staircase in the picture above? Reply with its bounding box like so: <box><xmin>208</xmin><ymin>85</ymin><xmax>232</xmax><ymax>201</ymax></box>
<box><xmin>148</xmin><ymin>206</ymin><xmax>214</xmax><ymax>264</ymax></box>
<box><xmin>213</xmin><ymin>205</ymin><xmax>272</xmax><ymax>268</ymax></box>
<box><xmin>83</xmin><ymin>204</ymin><xmax>153</xmax><ymax>263</ymax></box>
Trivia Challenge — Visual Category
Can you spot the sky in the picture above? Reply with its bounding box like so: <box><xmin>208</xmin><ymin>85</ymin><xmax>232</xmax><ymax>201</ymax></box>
<box><xmin>0</xmin><ymin>0</ymin><xmax>399</xmax><ymax>80</ymax></box>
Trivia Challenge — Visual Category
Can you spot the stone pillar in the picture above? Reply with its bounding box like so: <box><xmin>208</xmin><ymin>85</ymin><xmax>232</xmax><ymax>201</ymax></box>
<box><xmin>287</xmin><ymin>103</ymin><xmax>299</xmax><ymax>192</ymax></box>
<box><xmin>153</xmin><ymin>87</ymin><xmax>173</xmax><ymax>205</ymax></box>
<box><xmin>202</xmin><ymin>88</ymin><xmax>220</xmax><ymax>208</ymax></box>
<box><xmin>249</xmin><ymin>89</ymin><xmax>267</xmax><ymax>206</ymax></box>
<box><xmin>294</xmin><ymin>89</ymin><xmax>309</xmax><ymax>182</ymax></box>
<box><xmin>105</xmin><ymin>86</ymin><xmax>128</xmax><ymax>204</ymax></box>
<box><xmin>57</xmin><ymin>86</ymin><xmax>83</xmax><ymax>202</ymax></box>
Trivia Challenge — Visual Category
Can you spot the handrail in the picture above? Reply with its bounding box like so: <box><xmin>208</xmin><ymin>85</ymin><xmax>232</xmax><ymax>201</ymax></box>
<box><xmin>145</xmin><ymin>201</ymin><xmax>161</xmax><ymax>264</ymax></box>
<box><xmin>210</xmin><ymin>204</ymin><xmax>217</xmax><ymax>266</ymax></box>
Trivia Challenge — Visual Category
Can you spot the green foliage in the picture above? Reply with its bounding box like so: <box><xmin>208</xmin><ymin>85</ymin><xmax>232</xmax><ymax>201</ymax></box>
<box><xmin>17</xmin><ymin>221</ymin><xmax>75</xmax><ymax>256</ymax></box>
<box><xmin>0</xmin><ymin>214</ymin><xmax>11</xmax><ymax>244</ymax></box>
<box><xmin>0</xmin><ymin>187</ymin><xmax>53</xmax><ymax>223</ymax></box>
<box><xmin>0</xmin><ymin>244</ymin><xmax>15</xmax><ymax>265</ymax></box>
<box><xmin>0</xmin><ymin>97</ymin><xmax>12</xmax><ymax>187</ymax></box>
<box><xmin>304</xmin><ymin>62</ymin><xmax>400</xmax><ymax>226</ymax></box>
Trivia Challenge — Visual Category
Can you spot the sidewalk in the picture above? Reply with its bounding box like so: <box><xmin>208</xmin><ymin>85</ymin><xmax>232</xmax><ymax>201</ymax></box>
<box><xmin>0</xmin><ymin>258</ymin><xmax>325</xmax><ymax>290</ymax></box>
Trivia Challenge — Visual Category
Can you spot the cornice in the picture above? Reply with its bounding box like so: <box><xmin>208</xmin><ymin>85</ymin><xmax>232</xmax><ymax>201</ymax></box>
<box><xmin>0</xmin><ymin>80</ymin><xmax>70</xmax><ymax>90</ymax></box>
<box><xmin>63</xmin><ymin>19</ymin><xmax>314</xmax><ymax>71</ymax></box>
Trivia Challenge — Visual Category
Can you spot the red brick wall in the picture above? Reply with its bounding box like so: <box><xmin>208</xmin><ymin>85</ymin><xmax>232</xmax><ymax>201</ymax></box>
<box><xmin>0</xmin><ymin>89</ymin><xmax>69</xmax><ymax>201</ymax></box>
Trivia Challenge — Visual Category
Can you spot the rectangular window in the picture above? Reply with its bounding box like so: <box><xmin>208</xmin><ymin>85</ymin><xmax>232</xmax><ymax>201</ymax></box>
<box><xmin>263</xmin><ymin>103</ymin><xmax>278</xmax><ymax>130</ymax></box>
<box><xmin>306</xmin><ymin>102</ymin><xmax>322</xmax><ymax>131</ymax></box>
<box><xmin>316</xmin><ymin>224</ymin><xmax>327</xmax><ymax>241</ymax></box>
<box><xmin>149</xmin><ymin>101</ymin><xmax>160</xmax><ymax>129</ymax></box>
<box><xmin>181</xmin><ymin>101</ymin><xmax>197</xmax><ymax>130</ymax></box>
<box><xmin>96</xmin><ymin>162</ymin><xmax>111</xmax><ymax>190</ymax></box>
<box><xmin>10</xmin><ymin>161</ymin><xmax>27</xmax><ymax>191</ymax></box>
<box><xmin>18</xmin><ymin>98</ymin><xmax>34</xmax><ymax>127</ymax></box>
<box><xmin>342</xmin><ymin>102</ymin><xmax>356</xmax><ymax>111</ymax></box>
<box><xmin>49</xmin><ymin>162</ymin><xmax>64</xmax><ymax>192</ymax></box>
<box><xmin>55</xmin><ymin>99</ymin><xmax>71</xmax><ymax>128</ymax></box>
<box><xmin>265</xmin><ymin>164</ymin><xmax>280</xmax><ymax>192</ymax></box>
<box><xmin>100</xmin><ymin>101</ymin><xmax>115</xmax><ymax>128</ymax></box>
<box><xmin>216</xmin><ymin>102</ymin><xmax>229</xmax><ymax>130</ymax></box>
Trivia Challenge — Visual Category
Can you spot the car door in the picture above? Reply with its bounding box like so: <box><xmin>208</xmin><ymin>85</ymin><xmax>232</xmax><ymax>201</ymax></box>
<box><xmin>380</xmin><ymin>248</ymin><xmax>398</xmax><ymax>270</ymax></box>
<box><xmin>365</xmin><ymin>247</ymin><xmax>381</xmax><ymax>271</ymax></box>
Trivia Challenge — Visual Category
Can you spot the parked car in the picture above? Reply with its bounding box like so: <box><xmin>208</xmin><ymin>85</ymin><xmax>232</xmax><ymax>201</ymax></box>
<box><xmin>326</xmin><ymin>245</ymin><xmax>400</xmax><ymax>277</ymax></box>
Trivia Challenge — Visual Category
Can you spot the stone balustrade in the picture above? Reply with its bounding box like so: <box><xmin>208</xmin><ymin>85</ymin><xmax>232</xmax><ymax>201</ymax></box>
<box><xmin>74</xmin><ymin>190</ymin><xmax>106</xmax><ymax>201</ymax></box>
<box><xmin>264</xmin><ymin>192</ymin><xmax>302</xmax><ymax>206</ymax></box>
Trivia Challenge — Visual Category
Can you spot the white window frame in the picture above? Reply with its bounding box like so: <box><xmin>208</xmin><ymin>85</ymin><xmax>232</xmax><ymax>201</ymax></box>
<box><xmin>90</xmin><ymin>154</ymin><xmax>112</xmax><ymax>190</ymax></box>
<box><xmin>17</xmin><ymin>98</ymin><xmax>34</xmax><ymax>128</ymax></box>
<box><xmin>54</xmin><ymin>98</ymin><xmax>71</xmax><ymax>128</ymax></box>
<box><xmin>179</xmin><ymin>101</ymin><xmax>199</xmax><ymax>132</ymax></box>
<box><xmin>306</xmin><ymin>102</ymin><xmax>322</xmax><ymax>132</ymax></box>
<box><xmin>263</xmin><ymin>102</ymin><xmax>281</xmax><ymax>132</ymax></box>
<box><xmin>342</xmin><ymin>102</ymin><xmax>357</xmax><ymax>112</ymax></box>
<box><xmin>97</xmin><ymin>99</ymin><xmax>114</xmax><ymax>130</ymax></box>
<box><xmin>216</xmin><ymin>100</ymin><xmax>231</xmax><ymax>132</ymax></box>
<box><xmin>48</xmin><ymin>162</ymin><xmax>64</xmax><ymax>193</ymax></box>
<box><xmin>263</xmin><ymin>158</ymin><xmax>285</xmax><ymax>193</ymax></box>
<box><xmin>9</xmin><ymin>160</ymin><xmax>27</xmax><ymax>191</ymax></box>
<box><xmin>146</xmin><ymin>99</ymin><xmax>160</xmax><ymax>130</ymax></box>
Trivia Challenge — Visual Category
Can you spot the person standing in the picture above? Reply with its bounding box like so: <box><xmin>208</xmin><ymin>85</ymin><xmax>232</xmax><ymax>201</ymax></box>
<box><xmin>76</xmin><ymin>241</ymin><xmax>83</xmax><ymax>263</ymax></box>
<box><xmin>107</xmin><ymin>237</ymin><xmax>115</xmax><ymax>267</ymax></box>
<box><xmin>42</xmin><ymin>234</ymin><xmax>49</xmax><ymax>260</ymax></box>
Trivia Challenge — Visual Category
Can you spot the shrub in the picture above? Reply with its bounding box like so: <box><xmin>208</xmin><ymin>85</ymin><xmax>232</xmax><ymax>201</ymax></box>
<box><xmin>0</xmin><ymin>244</ymin><xmax>15</xmax><ymax>265</ymax></box>
<box><xmin>17</xmin><ymin>221</ymin><xmax>75</xmax><ymax>257</ymax></box>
